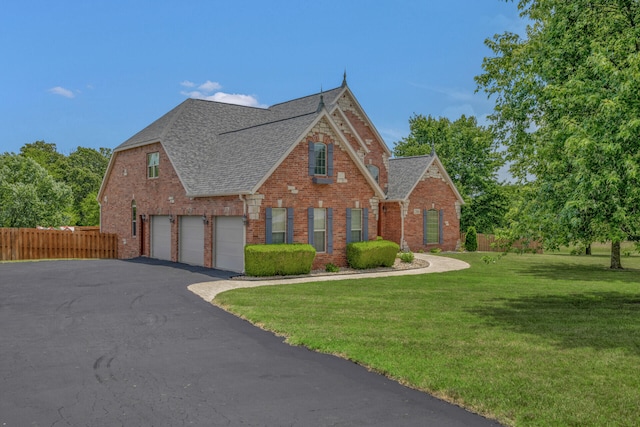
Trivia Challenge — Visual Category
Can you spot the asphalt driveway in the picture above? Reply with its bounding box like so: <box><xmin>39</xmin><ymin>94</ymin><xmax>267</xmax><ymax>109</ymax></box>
<box><xmin>0</xmin><ymin>259</ymin><xmax>501</xmax><ymax>426</ymax></box>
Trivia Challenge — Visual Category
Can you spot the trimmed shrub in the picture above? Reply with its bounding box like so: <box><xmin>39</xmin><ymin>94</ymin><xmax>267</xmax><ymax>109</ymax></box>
<box><xmin>399</xmin><ymin>251</ymin><xmax>414</xmax><ymax>263</ymax></box>
<box><xmin>465</xmin><ymin>226</ymin><xmax>478</xmax><ymax>252</ymax></box>
<box><xmin>245</xmin><ymin>244</ymin><xmax>315</xmax><ymax>277</ymax></box>
<box><xmin>347</xmin><ymin>240</ymin><xmax>400</xmax><ymax>269</ymax></box>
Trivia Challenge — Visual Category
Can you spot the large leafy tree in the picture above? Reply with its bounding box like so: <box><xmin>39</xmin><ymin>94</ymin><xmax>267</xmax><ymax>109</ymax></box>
<box><xmin>393</xmin><ymin>114</ymin><xmax>508</xmax><ymax>233</ymax></box>
<box><xmin>65</xmin><ymin>147</ymin><xmax>111</xmax><ymax>225</ymax></box>
<box><xmin>18</xmin><ymin>142</ymin><xmax>111</xmax><ymax>225</ymax></box>
<box><xmin>19</xmin><ymin>140</ymin><xmax>68</xmax><ymax>180</ymax></box>
<box><xmin>0</xmin><ymin>154</ymin><xmax>74</xmax><ymax>227</ymax></box>
<box><xmin>476</xmin><ymin>0</ymin><xmax>640</xmax><ymax>268</ymax></box>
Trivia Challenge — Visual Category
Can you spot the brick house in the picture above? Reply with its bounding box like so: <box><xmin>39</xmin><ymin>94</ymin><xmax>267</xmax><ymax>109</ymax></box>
<box><xmin>98</xmin><ymin>77</ymin><xmax>464</xmax><ymax>272</ymax></box>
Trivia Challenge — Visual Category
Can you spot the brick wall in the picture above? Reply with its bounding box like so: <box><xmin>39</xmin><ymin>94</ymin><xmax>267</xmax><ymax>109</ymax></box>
<box><xmin>100</xmin><ymin>142</ymin><xmax>243</xmax><ymax>266</ymax></box>
<box><xmin>402</xmin><ymin>176</ymin><xmax>461</xmax><ymax>251</ymax></box>
<box><xmin>379</xmin><ymin>202</ymin><xmax>402</xmax><ymax>245</ymax></box>
<box><xmin>252</xmin><ymin>117</ymin><xmax>380</xmax><ymax>269</ymax></box>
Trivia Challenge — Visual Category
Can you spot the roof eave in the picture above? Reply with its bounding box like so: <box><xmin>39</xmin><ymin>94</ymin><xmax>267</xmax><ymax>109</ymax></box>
<box><xmin>186</xmin><ymin>190</ymin><xmax>254</xmax><ymax>198</ymax></box>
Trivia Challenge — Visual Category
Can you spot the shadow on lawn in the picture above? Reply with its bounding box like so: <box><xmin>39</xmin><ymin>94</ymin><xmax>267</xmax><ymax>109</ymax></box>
<box><xmin>518</xmin><ymin>260</ymin><xmax>640</xmax><ymax>283</ymax></box>
<box><xmin>469</xmin><ymin>292</ymin><xmax>640</xmax><ymax>355</ymax></box>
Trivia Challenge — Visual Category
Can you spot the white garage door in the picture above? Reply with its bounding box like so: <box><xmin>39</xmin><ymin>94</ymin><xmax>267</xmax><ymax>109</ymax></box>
<box><xmin>179</xmin><ymin>216</ymin><xmax>205</xmax><ymax>266</ymax></box>
<box><xmin>215</xmin><ymin>216</ymin><xmax>244</xmax><ymax>272</ymax></box>
<box><xmin>151</xmin><ymin>215</ymin><xmax>171</xmax><ymax>261</ymax></box>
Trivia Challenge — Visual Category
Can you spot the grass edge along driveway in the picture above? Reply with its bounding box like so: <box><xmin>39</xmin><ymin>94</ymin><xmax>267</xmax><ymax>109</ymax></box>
<box><xmin>214</xmin><ymin>252</ymin><xmax>640</xmax><ymax>427</ymax></box>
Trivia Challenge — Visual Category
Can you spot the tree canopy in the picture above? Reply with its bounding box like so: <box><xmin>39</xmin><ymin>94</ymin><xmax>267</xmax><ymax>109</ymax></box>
<box><xmin>393</xmin><ymin>114</ymin><xmax>508</xmax><ymax>233</ymax></box>
<box><xmin>476</xmin><ymin>0</ymin><xmax>640</xmax><ymax>268</ymax></box>
<box><xmin>2</xmin><ymin>141</ymin><xmax>112</xmax><ymax>227</ymax></box>
<box><xmin>0</xmin><ymin>154</ymin><xmax>74</xmax><ymax>227</ymax></box>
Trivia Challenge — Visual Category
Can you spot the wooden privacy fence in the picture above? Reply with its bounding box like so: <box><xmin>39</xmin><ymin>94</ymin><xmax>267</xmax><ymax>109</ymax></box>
<box><xmin>461</xmin><ymin>233</ymin><xmax>543</xmax><ymax>253</ymax></box>
<box><xmin>0</xmin><ymin>228</ymin><xmax>118</xmax><ymax>261</ymax></box>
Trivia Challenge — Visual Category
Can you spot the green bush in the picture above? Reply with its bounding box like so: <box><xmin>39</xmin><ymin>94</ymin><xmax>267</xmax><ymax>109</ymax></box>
<box><xmin>325</xmin><ymin>263</ymin><xmax>340</xmax><ymax>273</ymax></box>
<box><xmin>399</xmin><ymin>252</ymin><xmax>414</xmax><ymax>263</ymax></box>
<box><xmin>245</xmin><ymin>244</ymin><xmax>315</xmax><ymax>276</ymax></box>
<box><xmin>347</xmin><ymin>240</ymin><xmax>400</xmax><ymax>269</ymax></box>
<box><xmin>465</xmin><ymin>226</ymin><xmax>478</xmax><ymax>252</ymax></box>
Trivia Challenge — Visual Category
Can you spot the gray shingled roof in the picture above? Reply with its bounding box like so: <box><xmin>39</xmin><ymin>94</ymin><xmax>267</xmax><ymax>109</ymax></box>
<box><xmin>386</xmin><ymin>155</ymin><xmax>435</xmax><ymax>200</ymax></box>
<box><xmin>114</xmin><ymin>86</ymin><xmax>346</xmax><ymax>197</ymax></box>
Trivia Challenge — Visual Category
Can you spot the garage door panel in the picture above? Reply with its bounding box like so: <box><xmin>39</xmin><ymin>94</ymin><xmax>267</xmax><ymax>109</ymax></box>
<box><xmin>179</xmin><ymin>216</ymin><xmax>204</xmax><ymax>266</ymax></box>
<box><xmin>215</xmin><ymin>216</ymin><xmax>244</xmax><ymax>273</ymax></box>
<box><xmin>151</xmin><ymin>216</ymin><xmax>171</xmax><ymax>261</ymax></box>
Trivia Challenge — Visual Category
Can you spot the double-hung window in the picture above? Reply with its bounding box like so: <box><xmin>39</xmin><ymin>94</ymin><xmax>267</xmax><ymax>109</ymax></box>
<box><xmin>265</xmin><ymin>207</ymin><xmax>294</xmax><ymax>244</ymax></box>
<box><xmin>346</xmin><ymin>208</ymin><xmax>368</xmax><ymax>243</ymax></box>
<box><xmin>271</xmin><ymin>208</ymin><xmax>286</xmax><ymax>244</ymax></box>
<box><xmin>313</xmin><ymin>208</ymin><xmax>326</xmax><ymax>252</ymax></box>
<box><xmin>147</xmin><ymin>152</ymin><xmax>159</xmax><ymax>178</ymax></box>
<box><xmin>308</xmin><ymin>207</ymin><xmax>333</xmax><ymax>253</ymax></box>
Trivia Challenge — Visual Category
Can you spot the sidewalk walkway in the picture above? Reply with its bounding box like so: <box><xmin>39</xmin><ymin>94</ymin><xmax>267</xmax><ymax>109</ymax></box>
<box><xmin>189</xmin><ymin>253</ymin><xmax>470</xmax><ymax>302</ymax></box>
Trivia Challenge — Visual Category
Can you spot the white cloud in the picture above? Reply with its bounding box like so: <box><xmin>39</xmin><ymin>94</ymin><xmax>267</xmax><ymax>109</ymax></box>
<box><xmin>48</xmin><ymin>86</ymin><xmax>75</xmax><ymax>98</ymax></box>
<box><xmin>198</xmin><ymin>80</ymin><xmax>222</xmax><ymax>92</ymax></box>
<box><xmin>180</xmin><ymin>80</ymin><xmax>265</xmax><ymax>108</ymax></box>
<box><xmin>208</xmin><ymin>92</ymin><xmax>263</xmax><ymax>107</ymax></box>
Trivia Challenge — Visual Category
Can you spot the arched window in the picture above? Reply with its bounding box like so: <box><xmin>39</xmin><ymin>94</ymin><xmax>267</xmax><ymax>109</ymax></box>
<box><xmin>314</xmin><ymin>143</ymin><xmax>327</xmax><ymax>175</ymax></box>
<box><xmin>131</xmin><ymin>200</ymin><xmax>137</xmax><ymax>237</ymax></box>
<box><xmin>367</xmin><ymin>164</ymin><xmax>379</xmax><ymax>183</ymax></box>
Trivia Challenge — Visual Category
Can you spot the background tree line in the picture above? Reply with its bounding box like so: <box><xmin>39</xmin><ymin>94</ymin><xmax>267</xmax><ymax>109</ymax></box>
<box><xmin>0</xmin><ymin>141</ymin><xmax>111</xmax><ymax>228</ymax></box>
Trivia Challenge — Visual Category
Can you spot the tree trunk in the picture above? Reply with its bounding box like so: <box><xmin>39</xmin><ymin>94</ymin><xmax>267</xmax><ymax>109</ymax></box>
<box><xmin>585</xmin><ymin>244</ymin><xmax>592</xmax><ymax>255</ymax></box>
<box><xmin>610</xmin><ymin>241</ymin><xmax>623</xmax><ymax>269</ymax></box>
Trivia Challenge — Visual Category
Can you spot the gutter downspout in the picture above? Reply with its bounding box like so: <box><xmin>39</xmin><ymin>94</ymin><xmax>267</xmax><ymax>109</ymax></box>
<box><xmin>239</xmin><ymin>195</ymin><xmax>247</xmax><ymax>273</ymax></box>
<box><xmin>399</xmin><ymin>201</ymin><xmax>406</xmax><ymax>251</ymax></box>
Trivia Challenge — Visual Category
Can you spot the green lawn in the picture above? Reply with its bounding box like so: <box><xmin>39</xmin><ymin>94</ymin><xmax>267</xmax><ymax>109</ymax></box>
<box><xmin>215</xmin><ymin>250</ymin><xmax>640</xmax><ymax>426</ymax></box>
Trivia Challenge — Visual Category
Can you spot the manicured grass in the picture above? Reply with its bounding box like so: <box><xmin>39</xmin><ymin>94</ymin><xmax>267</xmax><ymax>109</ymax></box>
<box><xmin>215</xmin><ymin>252</ymin><xmax>640</xmax><ymax>426</ymax></box>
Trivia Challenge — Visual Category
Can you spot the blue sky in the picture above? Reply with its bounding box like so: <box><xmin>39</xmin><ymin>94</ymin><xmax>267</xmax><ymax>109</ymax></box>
<box><xmin>1</xmin><ymin>0</ymin><xmax>524</xmax><ymax>156</ymax></box>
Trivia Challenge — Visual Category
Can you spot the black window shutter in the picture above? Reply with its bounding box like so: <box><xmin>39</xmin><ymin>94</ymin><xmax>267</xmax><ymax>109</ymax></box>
<box><xmin>346</xmin><ymin>208</ymin><xmax>352</xmax><ymax>244</ymax></box>
<box><xmin>265</xmin><ymin>208</ymin><xmax>273</xmax><ymax>244</ymax></box>
<box><xmin>439</xmin><ymin>209</ymin><xmax>444</xmax><ymax>245</ymax></box>
<box><xmin>327</xmin><ymin>143</ymin><xmax>334</xmax><ymax>176</ymax></box>
<box><xmin>308</xmin><ymin>141</ymin><xmax>315</xmax><ymax>176</ymax></box>
<box><xmin>363</xmin><ymin>208</ymin><xmax>369</xmax><ymax>241</ymax></box>
<box><xmin>327</xmin><ymin>208</ymin><xmax>333</xmax><ymax>253</ymax></box>
<box><xmin>308</xmin><ymin>207</ymin><xmax>314</xmax><ymax>246</ymax></box>
<box><xmin>287</xmin><ymin>208</ymin><xmax>294</xmax><ymax>244</ymax></box>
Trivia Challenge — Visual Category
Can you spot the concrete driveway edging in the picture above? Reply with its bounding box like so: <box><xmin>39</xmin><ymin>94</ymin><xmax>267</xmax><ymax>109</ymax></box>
<box><xmin>188</xmin><ymin>253</ymin><xmax>470</xmax><ymax>302</ymax></box>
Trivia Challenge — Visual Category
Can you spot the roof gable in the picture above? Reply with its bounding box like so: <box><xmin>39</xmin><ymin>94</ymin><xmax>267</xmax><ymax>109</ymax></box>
<box><xmin>387</xmin><ymin>154</ymin><xmax>465</xmax><ymax>204</ymax></box>
<box><xmin>331</xmin><ymin>88</ymin><xmax>392</xmax><ymax>157</ymax></box>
